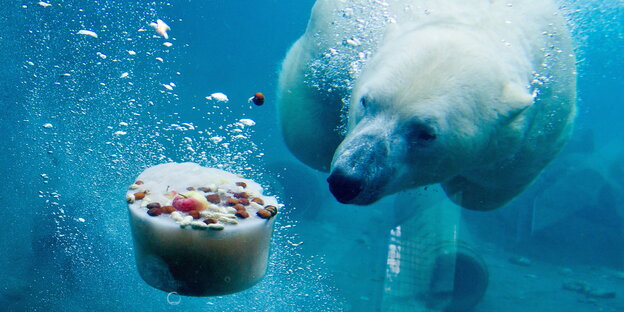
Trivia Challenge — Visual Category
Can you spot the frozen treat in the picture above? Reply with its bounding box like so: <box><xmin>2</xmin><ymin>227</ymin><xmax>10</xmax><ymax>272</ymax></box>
<box><xmin>126</xmin><ymin>162</ymin><xmax>279</xmax><ymax>296</ymax></box>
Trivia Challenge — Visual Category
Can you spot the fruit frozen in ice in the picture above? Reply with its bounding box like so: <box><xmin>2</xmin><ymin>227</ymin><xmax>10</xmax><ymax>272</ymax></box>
<box><xmin>172</xmin><ymin>191</ymin><xmax>209</xmax><ymax>212</ymax></box>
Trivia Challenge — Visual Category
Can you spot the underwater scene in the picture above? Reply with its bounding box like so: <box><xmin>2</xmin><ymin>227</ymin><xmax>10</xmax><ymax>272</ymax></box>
<box><xmin>0</xmin><ymin>0</ymin><xmax>622</xmax><ymax>311</ymax></box>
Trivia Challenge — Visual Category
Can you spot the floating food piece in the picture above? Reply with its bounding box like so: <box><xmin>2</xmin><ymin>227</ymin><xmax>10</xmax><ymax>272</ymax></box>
<box><xmin>155</xmin><ymin>57</ymin><xmax>164</xmax><ymax>63</ymax></box>
<box><xmin>128</xmin><ymin>50</ymin><xmax>136</xmax><ymax>55</ymax></box>
<box><xmin>134</xmin><ymin>192</ymin><xmax>146</xmax><ymax>200</ymax></box>
<box><xmin>163</xmin><ymin>42</ymin><xmax>173</xmax><ymax>47</ymax></box>
<box><xmin>120</xmin><ymin>72</ymin><xmax>129</xmax><ymax>78</ymax></box>
<box><xmin>38</xmin><ymin>2</ymin><xmax>52</xmax><ymax>7</ymax></box>
<box><xmin>205</xmin><ymin>193</ymin><xmax>221</xmax><ymax>204</ymax></box>
<box><xmin>135</xmin><ymin>180</ymin><xmax>144</xmax><ymax>185</ymax></box>
<box><xmin>249</xmin><ymin>92</ymin><xmax>265</xmax><ymax>106</ymax></box>
<box><xmin>236</xmin><ymin>182</ymin><xmax>247</xmax><ymax>188</ymax></box>
<box><xmin>256</xmin><ymin>209</ymin><xmax>271</xmax><ymax>219</ymax></box>
<box><xmin>251</xmin><ymin>197</ymin><xmax>264</xmax><ymax>205</ymax></box>
<box><xmin>77</xmin><ymin>30</ymin><xmax>98</xmax><ymax>38</ymax></box>
<box><xmin>206</xmin><ymin>92</ymin><xmax>228</xmax><ymax>103</ymax></box>
<box><xmin>127</xmin><ymin>162</ymin><xmax>280</xmax><ymax>296</ymax></box>
<box><xmin>149</xmin><ymin>19</ymin><xmax>170</xmax><ymax>39</ymax></box>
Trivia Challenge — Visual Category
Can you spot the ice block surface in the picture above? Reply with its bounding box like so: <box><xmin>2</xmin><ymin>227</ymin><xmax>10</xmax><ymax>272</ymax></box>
<box><xmin>127</xmin><ymin>162</ymin><xmax>279</xmax><ymax>296</ymax></box>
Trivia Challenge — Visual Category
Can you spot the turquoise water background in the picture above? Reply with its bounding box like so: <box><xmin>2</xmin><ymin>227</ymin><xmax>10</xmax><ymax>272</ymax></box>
<box><xmin>0</xmin><ymin>0</ymin><xmax>622</xmax><ymax>311</ymax></box>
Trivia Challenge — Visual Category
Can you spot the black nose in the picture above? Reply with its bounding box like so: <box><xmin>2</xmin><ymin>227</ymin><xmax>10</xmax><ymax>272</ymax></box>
<box><xmin>327</xmin><ymin>168</ymin><xmax>363</xmax><ymax>203</ymax></box>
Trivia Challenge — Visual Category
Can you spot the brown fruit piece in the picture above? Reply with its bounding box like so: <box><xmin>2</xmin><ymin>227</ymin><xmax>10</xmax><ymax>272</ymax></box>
<box><xmin>226</xmin><ymin>198</ymin><xmax>239</xmax><ymax>206</ymax></box>
<box><xmin>251</xmin><ymin>197</ymin><xmax>264</xmax><ymax>205</ymax></box>
<box><xmin>206</xmin><ymin>194</ymin><xmax>221</xmax><ymax>204</ymax></box>
<box><xmin>233</xmin><ymin>192</ymin><xmax>249</xmax><ymax>199</ymax></box>
<box><xmin>235</xmin><ymin>211</ymin><xmax>250</xmax><ymax>219</ymax></box>
<box><xmin>204</xmin><ymin>218</ymin><xmax>217</xmax><ymax>224</ymax></box>
<box><xmin>256</xmin><ymin>209</ymin><xmax>271</xmax><ymax>219</ymax></box>
<box><xmin>251</xmin><ymin>92</ymin><xmax>265</xmax><ymax>106</ymax></box>
<box><xmin>146</xmin><ymin>202</ymin><xmax>161</xmax><ymax>209</ymax></box>
<box><xmin>134</xmin><ymin>192</ymin><xmax>146</xmax><ymax>200</ymax></box>
<box><xmin>147</xmin><ymin>208</ymin><xmax>162</xmax><ymax>216</ymax></box>
<box><xmin>162</xmin><ymin>205</ymin><xmax>175</xmax><ymax>214</ymax></box>
<box><xmin>189</xmin><ymin>210</ymin><xmax>201</xmax><ymax>219</ymax></box>
<box><xmin>264</xmin><ymin>205</ymin><xmax>278</xmax><ymax>216</ymax></box>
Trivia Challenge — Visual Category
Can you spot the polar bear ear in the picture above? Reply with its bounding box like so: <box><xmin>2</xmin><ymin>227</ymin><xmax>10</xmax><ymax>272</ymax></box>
<box><xmin>501</xmin><ymin>81</ymin><xmax>534</xmax><ymax>119</ymax></box>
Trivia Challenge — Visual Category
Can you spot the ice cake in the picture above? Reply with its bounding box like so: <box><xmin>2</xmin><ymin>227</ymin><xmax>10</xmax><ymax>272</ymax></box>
<box><xmin>126</xmin><ymin>162</ymin><xmax>279</xmax><ymax>296</ymax></box>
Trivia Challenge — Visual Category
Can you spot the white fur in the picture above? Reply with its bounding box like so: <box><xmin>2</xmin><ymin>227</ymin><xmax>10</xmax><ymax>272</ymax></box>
<box><xmin>278</xmin><ymin>0</ymin><xmax>576</xmax><ymax>210</ymax></box>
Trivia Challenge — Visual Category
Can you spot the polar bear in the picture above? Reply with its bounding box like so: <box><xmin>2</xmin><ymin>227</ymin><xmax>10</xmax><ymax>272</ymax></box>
<box><xmin>278</xmin><ymin>0</ymin><xmax>576</xmax><ymax>210</ymax></box>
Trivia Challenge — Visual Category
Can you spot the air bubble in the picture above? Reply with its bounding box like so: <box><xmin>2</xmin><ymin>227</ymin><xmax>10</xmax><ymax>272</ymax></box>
<box><xmin>166</xmin><ymin>292</ymin><xmax>181</xmax><ymax>305</ymax></box>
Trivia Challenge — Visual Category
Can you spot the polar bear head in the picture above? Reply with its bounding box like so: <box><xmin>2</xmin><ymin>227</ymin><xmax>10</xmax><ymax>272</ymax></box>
<box><xmin>327</xmin><ymin>26</ymin><xmax>534</xmax><ymax>205</ymax></box>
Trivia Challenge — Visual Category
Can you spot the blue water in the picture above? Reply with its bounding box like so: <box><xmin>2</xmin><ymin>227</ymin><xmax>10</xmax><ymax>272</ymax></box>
<box><xmin>0</xmin><ymin>0</ymin><xmax>622</xmax><ymax>311</ymax></box>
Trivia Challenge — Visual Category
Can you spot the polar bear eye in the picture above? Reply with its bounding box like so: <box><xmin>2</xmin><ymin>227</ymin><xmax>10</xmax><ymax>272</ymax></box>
<box><xmin>359</xmin><ymin>97</ymin><xmax>367</xmax><ymax>108</ymax></box>
<box><xmin>407</xmin><ymin>124</ymin><xmax>437</xmax><ymax>145</ymax></box>
<box><xmin>418</xmin><ymin>131</ymin><xmax>436</xmax><ymax>141</ymax></box>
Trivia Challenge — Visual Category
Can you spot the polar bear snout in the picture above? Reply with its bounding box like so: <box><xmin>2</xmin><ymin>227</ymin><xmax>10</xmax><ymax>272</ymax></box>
<box><xmin>327</xmin><ymin>168</ymin><xmax>364</xmax><ymax>204</ymax></box>
<box><xmin>328</xmin><ymin>130</ymin><xmax>397</xmax><ymax>205</ymax></box>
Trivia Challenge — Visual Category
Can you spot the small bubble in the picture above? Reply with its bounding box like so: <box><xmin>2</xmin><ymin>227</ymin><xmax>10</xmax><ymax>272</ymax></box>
<box><xmin>167</xmin><ymin>292</ymin><xmax>181</xmax><ymax>305</ymax></box>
